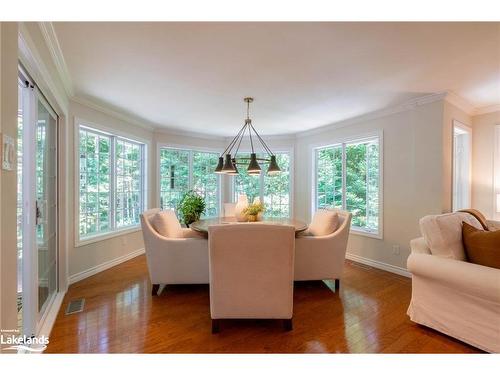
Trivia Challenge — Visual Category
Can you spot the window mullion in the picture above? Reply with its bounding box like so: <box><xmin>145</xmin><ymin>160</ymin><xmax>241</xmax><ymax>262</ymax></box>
<box><xmin>341</xmin><ymin>143</ymin><xmax>347</xmax><ymax>211</ymax></box>
<box><xmin>259</xmin><ymin>171</ymin><xmax>264</xmax><ymax>203</ymax></box>
<box><xmin>366</xmin><ymin>142</ymin><xmax>370</xmax><ymax>231</ymax></box>
<box><xmin>188</xmin><ymin>151</ymin><xmax>193</xmax><ymax>190</ymax></box>
<box><xmin>110</xmin><ymin>136</ymin><xmax>116</xmax><ymax>230</ymax></box>
<box><xmin>141</xmin><ymin>144</ymin><xmax>146</xmax><ymax>212</ymax></box>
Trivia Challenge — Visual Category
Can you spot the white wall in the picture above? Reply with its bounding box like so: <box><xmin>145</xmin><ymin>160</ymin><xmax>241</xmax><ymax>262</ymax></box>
<box><xmin>471</xmin><ymin>111</ymin><xmax>500</xmax><ymax>219</ymax></box>
<box><xmin>0</xmin><ymin>22</ymin><xmax>19</xmax><ymax>334</ymax></box>
<box><xmin>0</xmin><ymin>21</ymin><xmax>4</xmax><ymax>335</ymax></box>
<box><xmin>294</xmin><ymin>100</ymin><xmax>447</xmax><ymax>270</ymax></box>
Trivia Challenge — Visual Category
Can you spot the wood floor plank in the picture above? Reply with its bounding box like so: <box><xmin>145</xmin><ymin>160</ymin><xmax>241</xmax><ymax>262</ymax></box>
<box><xmin>44</xmin><ymin>256</ymin><xmax>483</xmax><ymax>353</ymax></box>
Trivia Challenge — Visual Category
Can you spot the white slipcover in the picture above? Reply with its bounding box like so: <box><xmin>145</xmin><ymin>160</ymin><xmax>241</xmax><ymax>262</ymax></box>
<box><xmin>419</xmin><ymin>212</ymin><xmax>482</xmax><ymax>260</ymax></box>
<box><xmin>408</xmin><ymin>214</ymin><xmax>500</xmax><ymax>353</ymax></box>
<box><xmin>208</xmin><ymin>223</ymin><xmax>295</xmax><ymax>319</ymax></box>
<box><xmin>294</xmin><ymin>209</ymin><xmax>352</xmax><ymax>281</ymax></box>
<box><xmin>140</xmin><ymin>208</ymin><xmax>209</xmax><ymax>285</ymax></box>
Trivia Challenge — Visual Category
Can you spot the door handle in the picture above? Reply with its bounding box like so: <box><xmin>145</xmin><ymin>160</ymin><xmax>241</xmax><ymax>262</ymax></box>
<box><xmin>36</xmin><ymin>200</ymin><xmax>42</xmax><ymax>225</ymax></box>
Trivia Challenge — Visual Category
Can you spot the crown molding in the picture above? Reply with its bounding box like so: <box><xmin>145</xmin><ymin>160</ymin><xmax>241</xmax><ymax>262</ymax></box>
<box><xmin>18</xmin><ymin>22</ymin><xmax>69</xmax><ymax>115</ymax></box>
<box><xmin>71</xmin><ymin>96</ymin><xmax>156</xmax><ymax>132</ymax></box>
<box><xmin>474</xmin><ymin>103</ymin><xmax>500</xmax><ymax>116</ymax></box>
<box><xmin>443</xmin><ymin>91</ymin><xmax>477</xmax><ymax>116</ymax></box>
<box><xmin>153</xmin><ymin>126</ymin><xmax>226</xmax><ymax>141</ymax></box>
<box><xmin>296</xmin><ymin>92</ymin><xmax>448</xmax><ymax>138</ymax></box>
<box><xmin>73</xmin><ymin>95</ymin><xmax>230</xmax><ymax>139</ymax></box>
<box><xmin>38</xmin><ymin>22</ymin><xmax>74</xmax><ymax>98</ymax></box>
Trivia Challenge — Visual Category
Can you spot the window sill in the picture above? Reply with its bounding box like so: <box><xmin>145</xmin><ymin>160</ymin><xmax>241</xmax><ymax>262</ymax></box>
<box><xmin>75</xmin><ymin>226</ymin><xmax>142</xmax><ymax>248</ymax></box>
<box><xmin>350</xmin><ymin>228</ymin><xmax>383</xmax><ymax>240</ymax></box>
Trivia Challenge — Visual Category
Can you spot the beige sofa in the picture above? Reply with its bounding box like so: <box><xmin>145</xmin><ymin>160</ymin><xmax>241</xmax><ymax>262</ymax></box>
<box><xmin>407</xmin><ymin>212</ymin><xmax>500</xmax><ymax>353</ymax></box>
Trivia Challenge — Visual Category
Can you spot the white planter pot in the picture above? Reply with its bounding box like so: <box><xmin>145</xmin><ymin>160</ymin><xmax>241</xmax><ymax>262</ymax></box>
<box><xmin>235</xmin><ymin>194</ymin><xmax>249</xmax><ymax>222</ymax></box>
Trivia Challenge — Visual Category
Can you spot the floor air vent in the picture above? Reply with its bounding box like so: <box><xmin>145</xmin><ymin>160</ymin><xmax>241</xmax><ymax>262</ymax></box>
<box><xmin>65</xmin><ymin>299</ymin><xmax>85</xmax><ymax>315</ymax></box>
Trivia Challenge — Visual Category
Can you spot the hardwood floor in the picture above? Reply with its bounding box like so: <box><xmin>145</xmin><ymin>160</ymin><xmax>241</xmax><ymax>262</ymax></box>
<box><xmin>45</xmin><ymin>255</ymin><xmax>481</xmax><ymax>353</ymax></box>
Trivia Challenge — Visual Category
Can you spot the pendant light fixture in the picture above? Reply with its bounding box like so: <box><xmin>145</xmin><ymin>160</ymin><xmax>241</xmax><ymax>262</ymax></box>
<box><xmin>215</xmin><ymin>97</ymin><xmax>281</xmax><ymax>176</ymax></box>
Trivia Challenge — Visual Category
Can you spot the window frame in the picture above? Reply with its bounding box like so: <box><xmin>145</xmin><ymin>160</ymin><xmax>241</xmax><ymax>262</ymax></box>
<box><xmin>311</xmin><ymin>131</ymin><xmax>383</xmax><ymax>239</ymax></box>
<box><xmin>156</xmin><ymin>143</ymin><xmax>223</xmax><ymax>217</ymax></box>
<box><xmin>230</xmin><ymin>148</ymin><xmax>294</xmax><ymax>218</ymax></box>
<box><xmin>74</xmin><ymin>118</ymin><xmax>148</xmax><ymax>247</ymax></box>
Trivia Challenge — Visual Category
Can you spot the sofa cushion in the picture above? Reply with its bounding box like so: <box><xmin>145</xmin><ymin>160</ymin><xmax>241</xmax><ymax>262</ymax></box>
<box><xmin>152</xmin><ymin>210</ymin><xmax>183</xmax><ymax>238</ymax></box>
<box><xmin>462</xmin><ymin>222</ymin><xmax>500</xmax><ymax>269</ymax></box>
<box><xmin>419</xmin><ymin>212</ymin><xmax>482</xmax><ymax>261</ymax></box>
<box><xmin>307</xmin><ymin>209</ymin><xmax>339</xmax><ymax>236</ymax></box>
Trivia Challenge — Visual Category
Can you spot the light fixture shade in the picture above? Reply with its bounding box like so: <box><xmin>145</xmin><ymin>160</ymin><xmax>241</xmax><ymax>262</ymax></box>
<box><xmin>267</xmin><ymin>155</ymin><xmax>281</xmax><ymax>175</ymax></box>
<box><xmin>497</xmin><ymin>193</ymin><xmax>500</xmax><ymax>213</ymax></box>
<box><xmin>226</xmin><ymin>158</ymin><xmax>239</xmax><ymax>175</ymax></box>
<box><xmin>247</xmin><ymin>153</ymin><xmax>261</xmax><ymax>174</ymax></box>
<box><xmin>221</xmin><ymin>154</ymin><xmax>235</xmax><ymax>173</ymax></box>
<box><xmin>214</xmin><ymin>156</ymin><xmax>224</xmax><ymax>173</ymax></box>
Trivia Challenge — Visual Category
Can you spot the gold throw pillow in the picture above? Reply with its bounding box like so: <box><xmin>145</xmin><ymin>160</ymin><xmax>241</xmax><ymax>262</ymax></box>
<box><xmin>462</xmin><ymin>222</ymin><xmax>500</xmax><ymax>269</ymax></box>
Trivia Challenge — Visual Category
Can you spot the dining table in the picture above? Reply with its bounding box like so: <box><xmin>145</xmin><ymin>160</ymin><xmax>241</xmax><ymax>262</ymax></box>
<box><xmin>190</xmin><ymin>216</ymin><xmax>308</xmax><ymax>234</ymax></box>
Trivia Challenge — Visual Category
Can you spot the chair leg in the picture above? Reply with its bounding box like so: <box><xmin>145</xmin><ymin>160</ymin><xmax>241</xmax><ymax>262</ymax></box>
<box><xmin>151</xmin><ymin>284</ymin><xmax>160</xmax><ymax>296</ymax></box>
<box><xmin>283</xmin><ymin>318</ymin><xmax>293</xmax><ymax>331</ymax></box>
<box><xmin>212</xmin><ymin>319</ymin><xmax>220</xmax><ymax>334</ymax></box>
<box><xmin>335</xmin><ymin>279</ymin><xmax>340</xmax><ymax>292</ymax></box>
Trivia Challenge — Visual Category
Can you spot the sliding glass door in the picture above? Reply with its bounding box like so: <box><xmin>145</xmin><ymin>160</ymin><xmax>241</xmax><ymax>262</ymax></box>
<box><xmin>35</xmin><ymin>97</ymin><xmax>58</xmax><ymax>318</ymax></box>
<box><xmin>17</xmin><ymin>70</ymin><xmax>59</xmax><ymax>336</ymax></box>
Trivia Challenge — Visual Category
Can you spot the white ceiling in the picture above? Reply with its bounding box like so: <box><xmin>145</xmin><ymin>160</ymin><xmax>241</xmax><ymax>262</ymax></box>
<box><xmin>53</xmin><ymin>22</ymin><xmax>500</xmax><ymax>136</ymax></box>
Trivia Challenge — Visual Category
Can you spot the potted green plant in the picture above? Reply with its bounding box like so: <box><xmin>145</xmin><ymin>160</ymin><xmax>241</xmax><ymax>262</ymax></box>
<box><xmin>243</xmin><ymin>202</ymin><xmax>265</xmax><ymax>222</ymax></box>
<box><xmin>178</xmin><ymin>190</ymin><xmax>206</xmax><ymax>226</ymax></box>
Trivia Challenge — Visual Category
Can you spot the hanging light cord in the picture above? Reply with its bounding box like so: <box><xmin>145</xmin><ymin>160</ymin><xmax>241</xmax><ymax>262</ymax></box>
<box><xmin>222</xmin><ymin>97</ymin><xmax>274</xmax><ymax>160</ymax></box>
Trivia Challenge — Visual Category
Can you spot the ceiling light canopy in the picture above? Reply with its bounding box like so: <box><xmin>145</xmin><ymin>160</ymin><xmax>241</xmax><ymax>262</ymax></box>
<box><xmin>215</xmin><ymin>97</ymin><xmax>281</xmax><ymax>176</ymax></box>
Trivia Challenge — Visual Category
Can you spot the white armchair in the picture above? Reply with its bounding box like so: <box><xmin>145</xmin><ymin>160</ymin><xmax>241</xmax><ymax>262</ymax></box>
<box><xmin>408</xmin><ymin>213</ymin><xmax>500</xmax><ymax>353</ymax></box>
<box><xmin>140</xmin><ymin>208</ymin><xmax>209</xmax><ymax>295</ymax></box>
<box><xmin>294</xmin><ymin>209</ymin><xmax>352</xmax><ymax>292</ymax></box>
<box><xmin>208</xmin><ymin>223</ymin><xmax>295</xmax><ymax>333</ymax></box>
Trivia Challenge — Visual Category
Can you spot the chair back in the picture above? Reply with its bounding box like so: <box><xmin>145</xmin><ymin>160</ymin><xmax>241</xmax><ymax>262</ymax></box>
<box><xmin>208</xmin><ymin>223</ymin><xmax>295</xmax><ymax>319</ymax></box>
<box><xmin>140</xmin><ymin>208</ymin><xmax>161</xmax><ymax>253</ymax></box>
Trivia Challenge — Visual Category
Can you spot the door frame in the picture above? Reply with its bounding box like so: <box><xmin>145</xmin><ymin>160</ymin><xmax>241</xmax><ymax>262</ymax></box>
<box><xmin>451</xmin><ymin>119</ymin><xmax>472</xmax><ymax>212</ymax></box>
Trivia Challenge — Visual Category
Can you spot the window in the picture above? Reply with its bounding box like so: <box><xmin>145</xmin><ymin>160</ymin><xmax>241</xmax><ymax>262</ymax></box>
<box><xmin>78</xmin><ymin>125</ymin><xmax>146</xmax><ymax>240</ymax></box>
<box><xmin>159</xmin><ymin>147</ymin><xmax>220</xmax><ymax>217</ymax></box>
<box><xmin>314</xmin><ymin>136</ymin><xmax>381</xmax><ymax>236</ymax></box>
<box><xmin>233</xmin><ymin>152</ymin><xmax>291</xmax><ymax>218</ymax></box>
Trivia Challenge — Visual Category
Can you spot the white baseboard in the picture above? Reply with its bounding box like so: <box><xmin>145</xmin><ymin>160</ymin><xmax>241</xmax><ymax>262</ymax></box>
<box><xmin>346</xmin><ymin>252</ymin><xmax>411</xmax><ymax>278</ymax></box>
<box><xmin>69</xmin><ymin>248</ymin><xmax>145</xmax><ymax>285</ymax></box>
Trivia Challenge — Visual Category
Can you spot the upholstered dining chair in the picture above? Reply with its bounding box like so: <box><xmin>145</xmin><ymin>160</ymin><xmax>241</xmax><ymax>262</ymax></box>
<box><xmin>140</xmin><ymin>208</ymin><xmax>209</xmax><ymax>296</ymax></box>
<box><xmin>294</xmin><ymin>209</ymin><xmax>352</xmax><ymax>292</ymax></box>
<box><xmin>208</xmin><ymin>223</ymin><xmax>295</xmax><ymax>333</ymax></box>
<box><xmin>223</xmin><ymin>203</ymin><xmax>236</xmax><ymax>217</ymax></box>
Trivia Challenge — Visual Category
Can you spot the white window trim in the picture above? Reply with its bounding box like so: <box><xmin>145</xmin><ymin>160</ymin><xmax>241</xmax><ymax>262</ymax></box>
<box><xmin>74</xmin><ymin>117</ymin><xmax>149</xmax><ymax>247</ymax></box>
<box><xmin>311</xmin><ymin>130</ymin><xmax>384</xmax><ymax>239</ymax></box>
<box><xmin>156</xmin><ymin>142</ymin><xmax>223</xmax><ymax>217</ymax></box>
<box><xmin>229</xmin><ymin>147</ymin><xmax>295</xmax><ymax>218</ymax></box>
